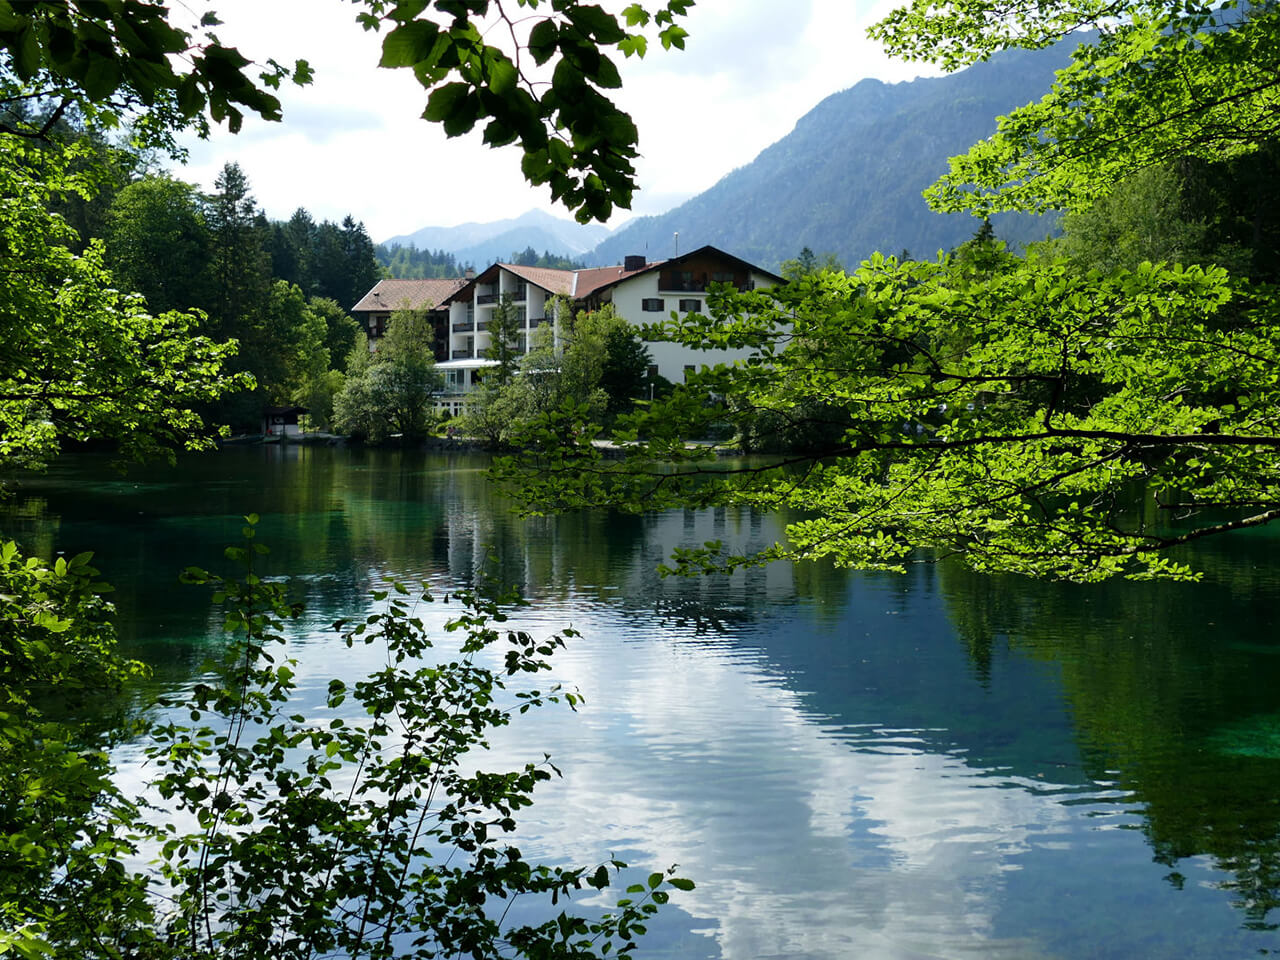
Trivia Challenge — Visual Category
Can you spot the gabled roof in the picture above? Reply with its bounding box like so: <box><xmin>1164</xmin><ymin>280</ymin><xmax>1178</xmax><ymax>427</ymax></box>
<box><xmin>611</xmin><ymin>245</ymin><xmax>785</xmax><ymax>291</ymax></box>
<box><xmin>352</xmin><ymin>278</ymin><xmax>468</xmax><ymax>313</ymax></box>
<box><xmin>572</xmin><ymin>262</ymin><xmax>661</xmax><ymax>299</ymax></box>
<box><xmin>437</xmin><ymin>247</ymin><xmax>783</xmax><ymax>308</ymax></box>
<box><xmin>442</xmin><ymin>263</ymin><xmax>577</xmax><ymax>306</ymax></box>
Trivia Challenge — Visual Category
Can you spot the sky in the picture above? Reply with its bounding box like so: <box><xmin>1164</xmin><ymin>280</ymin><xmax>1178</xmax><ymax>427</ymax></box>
<box><xmin>173</xmin><ymin>0</ymin><xmax>938</xmax><ymax>243</ymax></box>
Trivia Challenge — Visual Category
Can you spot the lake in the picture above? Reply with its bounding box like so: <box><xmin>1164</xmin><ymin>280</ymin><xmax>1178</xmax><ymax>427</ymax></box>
<box><xmin>5</xmin><ymin>445</ymin><xmax>1280</xmax><ymax>959</ymax></box>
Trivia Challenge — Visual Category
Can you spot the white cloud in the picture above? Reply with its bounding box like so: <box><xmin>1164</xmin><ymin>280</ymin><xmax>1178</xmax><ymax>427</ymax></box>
<box><xmin>172</xmin><ymin>0</ymin><xmax>940</xmax><ymax>241</ymax></box>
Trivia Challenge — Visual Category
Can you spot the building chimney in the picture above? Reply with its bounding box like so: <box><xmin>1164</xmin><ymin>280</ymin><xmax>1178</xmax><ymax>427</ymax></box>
<box><xmin>623</xmin><ymin>254</ymin><xmax>646</xmax><ymax>272</ymax></box>
<box><xmin>464</xmin><ymin>267</ymin><xmax>475</xmax><ymax>280</ymax></box>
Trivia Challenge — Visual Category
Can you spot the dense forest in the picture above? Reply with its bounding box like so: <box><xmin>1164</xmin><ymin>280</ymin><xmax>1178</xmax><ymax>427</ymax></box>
<box><xmin>55</xmin><ymin>136</ymin><xmax>383</xmax><ymax>432</ymax></box>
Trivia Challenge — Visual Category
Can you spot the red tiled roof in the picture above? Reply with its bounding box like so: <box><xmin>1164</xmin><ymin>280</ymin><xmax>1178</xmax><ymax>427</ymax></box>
<box><xmin>572</xmin><ymin>262</ymin><xmax>661</xmax><ymax>299</ymax></box>
<box><xmin>351</xmin><ymin>278</ymin><xmax>467</xmax><ymax>313</ymax></box>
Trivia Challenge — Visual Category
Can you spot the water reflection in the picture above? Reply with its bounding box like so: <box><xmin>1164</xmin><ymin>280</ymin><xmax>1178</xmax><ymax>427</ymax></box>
<box><xmin>938</xmin><ymin>546</ymin><xmax>1280</xmax><ymax>934</ymax></box>
<box><xmin>3</xmin><ymin>447</ymin><xmax>1280</xmax><ymax>957</ymax></box>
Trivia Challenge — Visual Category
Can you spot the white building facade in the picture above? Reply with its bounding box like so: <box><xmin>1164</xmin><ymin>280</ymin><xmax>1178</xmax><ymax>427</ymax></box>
<box><xmin>432</xmin><ymin>247</ymin><xmax>782</xmax><ymax>414</ymax></box>
<box><xmin>349</xmin><ymin>248</ymin><xmax>782</xmax><ymax>417</ymax></box>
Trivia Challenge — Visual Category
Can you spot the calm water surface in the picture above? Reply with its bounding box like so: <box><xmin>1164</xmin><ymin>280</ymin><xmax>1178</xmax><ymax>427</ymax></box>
<box><xmin>6</xmin><ymin>446</ymin><xmax>1280</xmax><ymax>959</ymax></box>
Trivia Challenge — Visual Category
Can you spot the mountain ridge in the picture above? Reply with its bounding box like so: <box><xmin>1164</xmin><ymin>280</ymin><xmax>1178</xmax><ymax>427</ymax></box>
<box><xmin>381</xmin><ymin>208</ymin><xmax>613</xmax><ymax>262</ymax></box>
<box><xmin>588</xmin><ymin>41</ymin><xmax>1078</xmax><ymax>269</ymax></box>
<box><xmin>380</xmin><ymin>42</ymin><xmax>1078</xmax><ymax>273</ymax></box>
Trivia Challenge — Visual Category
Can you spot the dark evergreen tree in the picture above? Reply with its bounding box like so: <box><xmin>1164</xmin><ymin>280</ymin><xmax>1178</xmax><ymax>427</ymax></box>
<box><xmin>267</xmin><ymin>207</ymin><xmax>318</xmax><ymax>292</ymax></box>
<box><xmin>339</xmin><ymin>215</ymin><xmax>380</xmax><ymax>308</ymax></box>
<box><xmin>204</xmin><ymin>162</ymin><xmax>270</xmax><ymax>337</ymax></box>
<box><xmin>487</xmin><ymin>293</ymin><xmax>523</xmax><ymax>385</ymax></box>
<box><xmin>599</xmin><ymin>325</ymin><xmax>652</xmax><ymax>420</ymax></box>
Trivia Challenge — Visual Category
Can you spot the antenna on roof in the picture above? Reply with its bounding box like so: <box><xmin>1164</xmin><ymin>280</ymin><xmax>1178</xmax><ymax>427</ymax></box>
<box><xmin>674</xmin><ymin>232</ymin><xmax>679</xmax><ymax>258</ymax></box>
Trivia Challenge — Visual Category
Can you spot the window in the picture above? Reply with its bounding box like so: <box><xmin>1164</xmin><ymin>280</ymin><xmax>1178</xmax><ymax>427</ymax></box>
<box><xmin>679</xmin><ymin>298</ymin><xmax>700</xmax><ymax>312</ymax></box>
<box><xmin>683</xmin><ymin>364</ymin><xmax>696</xmax><ymax>382</ymax></box>
<box><xmin>642</xmin><ymin>298</ymin><xmax>665</xmax><ymax>311</ymax></box>
<box><xmin>711</xmin><ymin>271</ymin><xmax>735</xmax><ymax>284</ymax></box>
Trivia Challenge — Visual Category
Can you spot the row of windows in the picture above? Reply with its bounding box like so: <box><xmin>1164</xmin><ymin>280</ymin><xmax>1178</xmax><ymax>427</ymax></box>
<box><xmin>641</xmin><ymin>298</ymin><xmax>703</xmax><ymax>312</ymax></box>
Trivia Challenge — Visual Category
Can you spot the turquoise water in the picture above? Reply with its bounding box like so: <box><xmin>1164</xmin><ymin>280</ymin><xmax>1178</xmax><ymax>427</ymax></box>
<box><xmin>5</xmin><ymin>445</ymin><xmax>1280</xmax><ymax>958</ymax></box>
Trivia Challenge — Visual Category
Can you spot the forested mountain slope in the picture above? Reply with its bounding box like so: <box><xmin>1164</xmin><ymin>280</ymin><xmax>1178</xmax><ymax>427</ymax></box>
<box><xmin>590</xmin><ymin>41</ymin><xmax>1078</xmax><ymax>269</ymax></box>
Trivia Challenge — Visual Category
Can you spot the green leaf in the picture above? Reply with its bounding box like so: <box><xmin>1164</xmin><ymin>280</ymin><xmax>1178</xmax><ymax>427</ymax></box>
<box><xmin>423</xmin><ymin>80</ymin><xmax>469</xmax><ymax>122</ymax></box>
<box><xmin>379</xmin><ymin>19</ymin><xmax>439</xmax><ymax>68</ymax></box>
<box><xmin>529</xmin><ymin>18</ymin><xmax>558</xmax><ymax>65</ymax></box>
<box><xmin>566</xmin><ymin>4</ymin><xmax>626</xmax><ymax>44</ymax></box>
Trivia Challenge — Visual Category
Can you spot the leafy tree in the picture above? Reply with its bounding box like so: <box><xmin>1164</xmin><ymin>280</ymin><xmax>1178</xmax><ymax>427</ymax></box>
<box><xmin>1050</xmin><ymin>154</ymin><xmax>1280</xmax><ymax>281</ymax></box>
<box><xmin>105</xmin><ymin>174</ymin><xmax>212</xmax><ymax>314</ymax></box>
<box><xmin>0</xmin><ymin>544</ymin><xmax>153</xmax><ymax>960</ymax></box>
<box><xmin>456</xmin><ymin>378</ymin><xmax>530</xmax><ymax>447</ymax></box>
<box><xmin>1052</xmin><ymin>165</ymin><xmax>1214</xmax><ymax>274</ymax></box>
<box><xmin>308</xmin><ymin>295</ymin><xmax>361</xmax><ymax>371</ymax></box>
<box><xmin>870</xmin><ymin>0</ymin><xmax>1280</xmax><ymax>215</ymax></box>
<box><xmin>266</xmin><ymin>280</ymin><xmax>330</xmax><ymax>396</ymax></box>
<box><xmin>0</xmin><ymin>142</ymin><xmax>247</xmax><ymax>469</ymax></box>
<box><xmin>950</xmin><ymin>216</ymin><xmax>1014</xmax><ymax>277</ymax></box>
<box><xmin>42</xmin><ymin>127</ymin><xmax>139</xmax><ymax>254</ymax></box>
<box><xmin>462</xmin><ymin>305</ymin><xmax>645</xmax><ymax>445</ymax></box>
<box><xmin>488</xmin><ymin>293</ymin><xmax>524</xmax><ymax>385</ymax></box>
<box><xmin>334</xmin><ymin>310</ymin><xmax>443</xmax><ymax>441</ymax></box>
<box><xmin>498</xmin><ymin>251</ymin><xmax>1280</xmax><ymax>581</ymax></box>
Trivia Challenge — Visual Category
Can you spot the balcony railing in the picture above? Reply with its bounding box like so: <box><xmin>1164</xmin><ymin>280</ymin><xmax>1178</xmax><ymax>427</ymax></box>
<box><xmin>658</xmin><ymin>278</ymin><xmax>755</xmax><ymax>293</ymax></box>
<box><xmin>451</xmin><ymin>349</ymin><xmax>471</xmax><ymax>359</ymax></box>
<box><xmin>452</xmin><ymin>321</ymin><xmax>474</xmax><ymax>332</ymax></box>
<box><xmin>528</xmin><ymin>317</ymin><xmax>550</xmax><ymax>328</ymax></box>
<box><xmin>658</xmin><ymin>279</ymin><xmax>707</xmax><ymax>292</ymax></box>
<box><xmin>476</xmin><ymin>293</ymin><xmax>498</xmax><ymax>305</ymax></box>
<box><xmin>476</xmin><ymin>320</ymin><xmax>489</xmax><ymax>331</ymax></box>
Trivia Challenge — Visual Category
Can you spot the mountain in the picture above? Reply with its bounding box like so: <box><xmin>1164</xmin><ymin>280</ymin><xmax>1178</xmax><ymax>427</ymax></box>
<box><xmin>589</xmin><ymin>41</ymin><xmax>1079</xmax><ymax>270</ymax></box>
<box><xmin>382</xmin><ymin>209</ymin><xmax>613</xmax><ymax>263</ymax></box>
